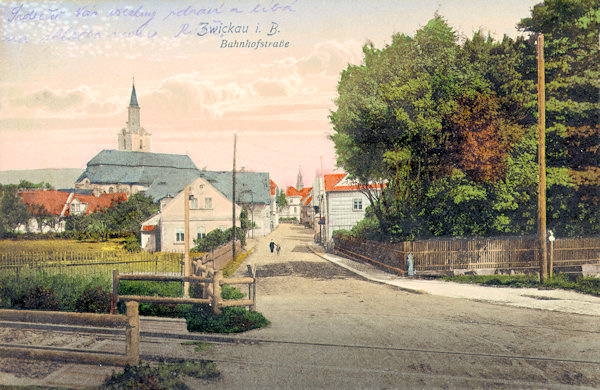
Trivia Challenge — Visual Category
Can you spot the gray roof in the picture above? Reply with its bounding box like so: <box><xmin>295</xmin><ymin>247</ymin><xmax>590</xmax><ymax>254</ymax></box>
<box><xmin>77</xmin><ymin>150</ymin><xmax>199</xmax><ymax>187</ymax></box>
<box><xmin>144</xmin><ymin>171</ymin><xmax>202</xmax><ymax>201</ymax></box>
<box><xmin>200</xmin><ymin>171</ymin><xmax>271</xmax><ymax>205</ymax></box>
<box><xmin>77</xmin><ymin>150</ymin><xmax>271</xmax><ymax>204</ymax></box>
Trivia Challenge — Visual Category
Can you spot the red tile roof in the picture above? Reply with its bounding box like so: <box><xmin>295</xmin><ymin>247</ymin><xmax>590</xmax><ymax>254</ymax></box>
<box><xmin>70</xmin><ymin>193</ymin><xmax>128</xmax><ymax>215</ymax></box>
<box><xmin>18</xmin><ymin>191</ymin><xmax>71</xmax><ymax>215</ymax></box>
<box><xmin>286</xmin><ymin>186</ymin><xmax>301</xmax><ymax>197</ymax></box>
<box><xmin>303</xmin><ymin>195</ymin><xmax>313</xmax><ymax>206</ymax></box>
<box><xmin>324</xmin><ymin>173</ymin><xmax>385</xmax><ymax>192</ymax></box>
<box><xmin>270</xmin><ymin>180</ymin><xmax>277</xmax><ymax>196</ymax></box>
<box><xmin>142</xmin><ymin>225</ymin><xmax>156</xmax><ymax>232</ymax></box>
<box><xmin>18</xmin><ymin>191</ymin><xmax>128</xmax><ymax>216</ymax></box>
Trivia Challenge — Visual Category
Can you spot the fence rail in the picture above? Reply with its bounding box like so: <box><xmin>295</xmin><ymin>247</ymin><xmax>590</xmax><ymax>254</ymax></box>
<box><xmin>112</xmin><ymin>242</ymin><xmax>256</xmax><ymax>315</ymax></box>
<box><xmin>334</xmin><ymin>236</ymin><xmax>600</xmax><ymax>274</ymax></box>
<box><xmin>0</xmin><ymin>250</ymin><xmax>184</xmax><ymax>278</ymax></box>
<box><xmin>0</xmin><ymin>301</ymin><xmax>139</xmax><ymax>366</ymax></box>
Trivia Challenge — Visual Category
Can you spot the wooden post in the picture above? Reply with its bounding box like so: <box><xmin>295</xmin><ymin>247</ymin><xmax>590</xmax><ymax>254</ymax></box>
<box><xmin>537</xmin><ymin>34</ymin><xmax>548</xmax><ymax>282</ymax></box>
<box><xmin>252</xmin><ymin>265</ymin><xmax>256</xmax><ymax>311</ymax></box>
<box><xmin>184</xmin><ymin>185</ymin><xmax>191</xmax><ymax>297</ymax></box>
<box><xmin>213</xmin><ymin>270</ymin><xmax>222</xmax><ymax>315</ymax></box>
<box><xmin>111</xmin><ymin>269</ymin><xmax>119</xmax><ymax>314</ymax></box>
<box><xmin>549</xmin><ymin>239</ymin><xmax>554</xmax><ymax>278</ymax></box>
<box><xmin>232</xmin><ymin>133</ymin><xmax>237</xmax><ymax>261</ymax></box>
<box><xmin>125</xmin><ymin>301</ymin><xmax>139</xmax><ymax>365</ymax></box>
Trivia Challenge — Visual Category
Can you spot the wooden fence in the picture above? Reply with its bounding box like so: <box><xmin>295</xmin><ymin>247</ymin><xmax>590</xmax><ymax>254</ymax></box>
<box><xmin>334</xmin><ymin>235</ymin><xmax>600</xmax><ymax>274</ymax></box>
<box><xmin>0</xmin><ymin>250</ymin><xmax>184</xmax><ymax>278</ymax></box>
<box><xmin>0</xmin><ymin>301</ymin><xmax>139</xmax><ymax>366</ymax></box>
<box><xmin>112</xmin><ymin>244</ymin><xmax>256</xmax><ymax>315</ymax></box>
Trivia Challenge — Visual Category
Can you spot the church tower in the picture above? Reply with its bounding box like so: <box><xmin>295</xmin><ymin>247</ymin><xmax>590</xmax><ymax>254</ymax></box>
<box><xmin>118</xmin><ymin>81</ymin><xmax>151</xmax><ymax>152</ymax></box>
<box><xmin>296</xmin><ymin>166</ymin><xmax>304</xmax><ymax>190</ymax></box>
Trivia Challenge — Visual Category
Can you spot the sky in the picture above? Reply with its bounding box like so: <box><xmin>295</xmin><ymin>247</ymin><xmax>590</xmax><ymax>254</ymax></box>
<box><xmin>0</xmin><ymin>0</ymin><xmax>540</xmax><ymax>188</ymax></box>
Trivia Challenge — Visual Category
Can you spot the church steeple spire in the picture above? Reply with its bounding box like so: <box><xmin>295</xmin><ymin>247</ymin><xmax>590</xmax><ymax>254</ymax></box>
<box><xmin>130</xmin><ymin>79</ymin><xmax>139</xmax><ymax>107</ymax></box>
<box><xmin>118</xmin><ymin>80</ymin><xmax>151</xmax><ymax>152</ymax></box>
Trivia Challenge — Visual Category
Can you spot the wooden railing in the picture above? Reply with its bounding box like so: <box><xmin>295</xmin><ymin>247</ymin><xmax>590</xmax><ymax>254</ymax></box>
<box><xmin>112</xmin><ymin>250</ymin><xmax>256</xmax><ymax>314</ymax></box>
<box><xmin>0</xmin><ymin>301</ymin><xmax>139</xmax><ymax>366</ymax></box>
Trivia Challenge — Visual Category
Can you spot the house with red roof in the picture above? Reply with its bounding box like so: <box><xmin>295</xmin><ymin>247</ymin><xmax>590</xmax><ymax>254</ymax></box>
<box><xmin>280</xmin><ymin>186</ymin><xmax>311</xmax><ymax>221</ymax></box>
<box><xmin>312</xmin><ymin>173</ymin><xmax>384</xmax><ymax>245</ymax></box>
<box><xmin>17</xmin><ymin>190</ymin><xmax>128</xmax><ymax>233</ymax></box>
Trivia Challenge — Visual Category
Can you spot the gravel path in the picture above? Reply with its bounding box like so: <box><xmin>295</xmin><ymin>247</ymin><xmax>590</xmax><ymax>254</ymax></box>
<box><xmin>2</xmin><ymin>224</ymin><xmax>599</xmax><ymax>389</ymax></box>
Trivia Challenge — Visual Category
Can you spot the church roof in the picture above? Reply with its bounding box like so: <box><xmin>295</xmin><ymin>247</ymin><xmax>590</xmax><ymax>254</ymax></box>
<box><xmin>77</xmin><ymin>150</ymin><xmax>199</xmax><ymax>188</ymax></box>
<box><xmin>130</xmin><ymin>84</ymin><xmax>139</xmax><ymax>107</ymax></box>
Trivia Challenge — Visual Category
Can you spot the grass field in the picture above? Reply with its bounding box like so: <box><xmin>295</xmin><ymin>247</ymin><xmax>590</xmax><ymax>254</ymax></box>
<box><xmin>0</xmin><ymin>239</ymin><xmax>185</xmax><ymax>278</ymax></box>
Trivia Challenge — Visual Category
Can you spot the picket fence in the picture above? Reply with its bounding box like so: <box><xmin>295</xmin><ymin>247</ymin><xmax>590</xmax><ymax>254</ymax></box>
<box><xmin>334</xmin><ymin>235</ymin><xmax>600</xmax><ymax>274</ymax></box>
<box><xmin>0</xmin><ymin>250</ymin><xmax>184</xmax><ymax>278</ymax></box>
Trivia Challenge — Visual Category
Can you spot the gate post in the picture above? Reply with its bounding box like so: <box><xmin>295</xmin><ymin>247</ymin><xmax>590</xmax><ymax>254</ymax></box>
<box><xmin>111</xmin><ymin>269</ymin><xmax>119</xmax><ymax>314</ymax></box>
<box><xmin>125</xmin><ymin>301</ymin><xmax>139</xmax><ymax>365</ymax></box>
<box><xmin>212</xmin><ymin>271</ymin><xmax>222</xmax><ymax>315</ymax></box>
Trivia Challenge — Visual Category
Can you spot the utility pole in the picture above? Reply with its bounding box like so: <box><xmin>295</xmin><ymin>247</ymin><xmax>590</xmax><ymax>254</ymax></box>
<box><xmin>183</xmin><ymin>185</ymin><xmax>190</xmax><ymax>297</ymax></box>
<box><xmin>232</xmin><ymin>133</ymin><xmax>237</xmax><ymax>261</ymax></box>
<box><xmin>537</xmin><ymin>34</ymin><xmax>548</xmax><ymax>282</ymax></box>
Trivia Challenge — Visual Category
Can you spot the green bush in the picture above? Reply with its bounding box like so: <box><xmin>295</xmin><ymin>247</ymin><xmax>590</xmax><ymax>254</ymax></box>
<box><xmin>103</xmin><ymin>361</ymin><xmax>219</xmax><ymax>390</ymax></box>
<box><xmin>123</xmin><ymin>235</ymin><xmax>142</xmax><ymax>252</ymax></box>
<box><xmin>19</xmin><ymin>285</ymin><xmax>60</xmax><ymax>310</ymax></box>
<box><xmin>75</xmin><ymin>285</ymin><xmax>111</xmax><ymax>313</ymax></box>
<box><xmin>186</xmin><ymin>306</ymin><xmax>269</xmax><ymax>333</ymax></box>
<box><xmin>118</xmin><ymin>280</ymin><xmax>188</xmax><ymax>317</ymax></box>
<box><xmin>0</xmin><ymin>272</ymin><xmax>110</xmax><ymax>312</ymax></box>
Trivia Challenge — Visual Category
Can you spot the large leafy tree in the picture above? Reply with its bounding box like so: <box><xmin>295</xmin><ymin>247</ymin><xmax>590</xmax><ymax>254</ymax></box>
<box><xmin>518</xmin><ymin>0</ymin><xmax>600</xmax><ymax>235</ymax></box>
<box><xmin>331</xmin><ymin>2</ymin><xmax>598</xmax><ymax>240</ymax></box>
<box><xmin>0</xmin><ymin>184</ymin><xmax>30</xmax><ymax>235</ymax></box>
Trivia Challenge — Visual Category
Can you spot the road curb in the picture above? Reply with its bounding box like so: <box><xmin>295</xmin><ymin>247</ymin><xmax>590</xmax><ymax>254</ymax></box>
<box><xmin>306</xmin><ymin>243</ymin><xmax>428</xmax><ymax>295</ymax></box>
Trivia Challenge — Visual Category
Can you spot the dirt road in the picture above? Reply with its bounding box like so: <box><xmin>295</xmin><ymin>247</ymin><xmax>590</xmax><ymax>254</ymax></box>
<box><xmin>1</xmin><ymin>223</ymin><xmax>598</xmax><ymax>389</ymax></box>
<box><xmin>194</xmin><ymin>223</ymin><xmax>600</xmax><ymax>389</ymax></box>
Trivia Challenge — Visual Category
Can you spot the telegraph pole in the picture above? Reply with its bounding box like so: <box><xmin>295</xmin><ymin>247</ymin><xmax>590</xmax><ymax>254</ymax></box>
<box><xmin>537</xmin><ymin>34</ymin><xmax>548</xmax><ymax>282</ymax></box>
<box><xmin>183</xmin><ymin>185</ymin><xmax>190</xmax><ymax>297</ymax></box>
<box><xmin>232</xmin><ymin>133</ymin><xmax>237</xmax><ymax>260</ymax></box>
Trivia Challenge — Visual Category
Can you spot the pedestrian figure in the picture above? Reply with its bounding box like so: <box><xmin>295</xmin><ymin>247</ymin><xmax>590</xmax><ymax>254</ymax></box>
<box><xmin>276</xmin><ymin>244</ymin><xmax>281</xmax><ymax>256</ymax></box>
<box><xmin>269</xmin><ymin>240</ymin><xmax>275</xmax><ymax>253</ymax></box>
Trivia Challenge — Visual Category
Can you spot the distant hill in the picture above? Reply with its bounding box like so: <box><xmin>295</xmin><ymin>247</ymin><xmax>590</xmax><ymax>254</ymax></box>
<box><xmin>0</xmin><ymin>168</ymin><xmax>84</xmax><ymax>189</ymax></box>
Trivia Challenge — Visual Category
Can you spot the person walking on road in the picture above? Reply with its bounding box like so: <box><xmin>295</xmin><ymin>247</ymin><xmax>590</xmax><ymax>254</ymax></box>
<box><xmin>269</xmin><ymin>240</ymin><xmax>275</xmax><ymax>253</ymax></box>
<box><xmin>276</xmin><ymin>244</ymin><xmax>281</xmax><ymax>255</ymax></box>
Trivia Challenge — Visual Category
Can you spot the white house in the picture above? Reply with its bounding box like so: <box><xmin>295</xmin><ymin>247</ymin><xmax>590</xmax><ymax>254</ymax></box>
<box><xmin>141</xmin><ymin>176</ymin><xmax>241</xmax><ymax>252</ymax></box>
<box><xmin>313</xmin><ymin>173</ymin><xmax>384</xmax><ymax>246</ymax></box>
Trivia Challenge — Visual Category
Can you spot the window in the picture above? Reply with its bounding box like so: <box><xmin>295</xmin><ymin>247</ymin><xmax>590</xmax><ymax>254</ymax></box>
<box><xmin>190</xmin><ymin>198</ymin><xmax>198</xmax><ymax>209</ymax></box>
<box><xmin>175</xmin><ymin>228</ymin><xmax>184</xmax><ymax>242</ymax></box>
<box><xmin>204</xmin><ymin>197</ymin><xmax>212</xmax><ymax>209</ymax></box>
<box><xmin>197</xmin><ymin>227</ymin><xmax>205</xmax><ymax>240</ymax></box>
<box><xmin>353</xmin><ymin>198</ymin><xmax>363</xmax><ymax>211</ymax></box>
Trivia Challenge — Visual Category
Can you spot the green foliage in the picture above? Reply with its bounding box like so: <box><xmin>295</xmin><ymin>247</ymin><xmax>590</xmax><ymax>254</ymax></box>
<box><xmin>118</xmin><ymin>280</ymin><xmax>188</xmax><ymax>317</ymax></box>
<box><xmin>0</xmin><ymin>272</ymin><xmax>111</xmax><ymax>312</ymax></box>
<box><xmin>277</xmin><ymin>192</ymin><xmax>287</xmax><ymax>208</ymax></box>
<box><xmin>192</xmin><ymin>225</ymin><xmax>245</xmax><ymax>252</ymax></box>
<box><xmin>103</xmin><ymin>361</ymin><xmax>219</xmax><ymax>390</ymax></box>
<box><xmin>330</xmin><ymin>2</ymin><xmax>600</xmax><ymax>240</ymax></box>
<box><xmin>65</xmin><ymin>193</ymin><xmax>159</xmax><ymax>241</ymax></box>
<box><xmin>186</xmin><ymin>306</ymin><xmax>270</xmax><ymax>333</ymax></box>
<box><xmin>75</xmin><ymin>285</ymin><xmax>111</xmax><ymax>313</ymax></box>
<box><xmin>0</xmin><ymin>184</ymin><xmax>31</xmax><ymax>236</ymax></box>
<box><xmin>18</xmin><ymin>286</ymin><xmax>60</xmax><ymax>310</ymax></box>
<box><xmin>123</xmin><ymin>235</ymin><xmax>142</xmax><ymax>252</ymax></box>
<box><xmin>441</xmin><ymin>273</ymin><xmax>600</xmax><ymax>296</ymax></box>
